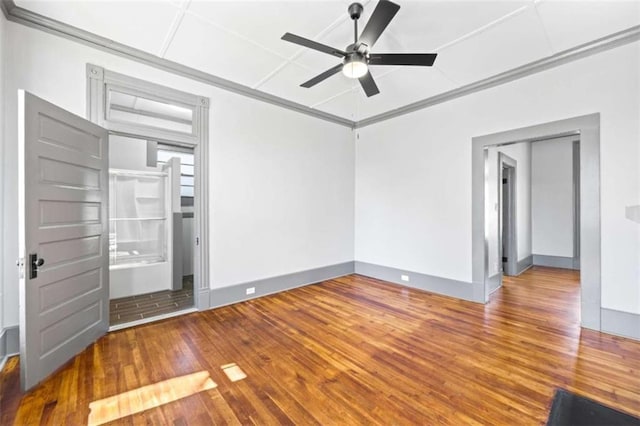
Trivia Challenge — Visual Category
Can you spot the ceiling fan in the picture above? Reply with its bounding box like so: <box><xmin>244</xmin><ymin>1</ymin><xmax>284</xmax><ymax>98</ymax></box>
<box><xmin>281</xmin><ymin>0</ymin><xmax>437</xmax><ymax>97</ymax></box>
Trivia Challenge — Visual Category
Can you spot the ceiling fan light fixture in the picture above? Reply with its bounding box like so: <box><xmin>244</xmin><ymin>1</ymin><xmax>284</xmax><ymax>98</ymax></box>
<box><xmin>342</xmin><ymin>55</ymin><xmax>368</xmax><ymax>79</ymax></box>
<box><xmin>282</xmin><ymin>0</ymin><xmax>437</xmax><ymax>97</ymax></box>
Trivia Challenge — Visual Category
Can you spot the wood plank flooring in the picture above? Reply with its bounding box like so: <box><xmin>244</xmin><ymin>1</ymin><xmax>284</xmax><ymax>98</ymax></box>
<box><xmin>1</xmin><ymin>267</ymin><xmax>639</xmax><ymax>424</ymax></box>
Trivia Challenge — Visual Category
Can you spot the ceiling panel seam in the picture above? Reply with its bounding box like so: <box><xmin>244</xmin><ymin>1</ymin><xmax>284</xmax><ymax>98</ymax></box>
<box><xmin>184</xmin><ymin>10</ymin><xmax>291</xmax><ymax>64</ymax></box>
<box><xmin>158</xmin><ymin>0</ymin><xmax>190</xmax><ymax>58</ymax></box>
<box><xmin>355</xmin><ymin>24</ymin><xmax>640</xmax><ymax>128</ymax></box>
<box><xmin>252</xmin><ymin>61</ymin><xmax>296</xmax><ymax>91</ymax></box>
<box><xmin>435</xmin><ymin>4</ymin><xmax>530</xmax><ymax>53</ymax></box>
<box><xmin>0</xmin><ymin>0</ymin><xmax>355</xmax><ymax>128</ymax></box>
<box><xmin>253</xmin><ymin>11</ymin><xmax>351</xmax><ymax>90</ymax></box>
<box><xmin>433</xmin><ymin>66</ymin><xmax>460</xmax><ymax>87</ymax></box>
<box><xmin>2</xmin><ymin>1</ymin><xmax>638</xmax><ymax>130</ymax></box>
<box><xmin>531</xmin><ymin>2</ymin><xmax>557</xmax><ymax>55</ymax></box>
<box><xmin>311</xmin><ymin>85</ymin><xmax>356</xmax><ymax>110</ymax></box>
<box><xmin>311</xmin><ymin>66</ymin><xmax>401</xmax><ymax>110</ymax></box>
<box><xmin>312</xmin><ymin>2</ymin><xmax>534</xmax><ymax>106</ymax></box>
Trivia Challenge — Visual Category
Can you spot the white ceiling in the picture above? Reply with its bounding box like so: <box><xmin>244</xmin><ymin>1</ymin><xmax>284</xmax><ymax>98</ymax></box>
<box><xmin>15</xmin><ymin>0</ymin><xmax>640</xmax><ymax>121</ymax></box>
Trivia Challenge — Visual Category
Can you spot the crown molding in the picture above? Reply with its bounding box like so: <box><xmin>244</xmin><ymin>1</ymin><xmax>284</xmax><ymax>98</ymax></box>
<box><xmin>2</xmin><ymin>0</ymin><xmax>639</xmax><ymax>131</ymax></box>
<box><xmin>0</xmin><ymin>0</ymin><xmax>355</xmax><ymax>129</ymax></box>
<box><xmin>0</xmin><ymin>0</ymin><xmax>10</xmax><ymax>19</ymax></box>
<box><xmin>354</xmin><ymin>24</ymin><xmax>640</xmax><ymax>128</ymax></box>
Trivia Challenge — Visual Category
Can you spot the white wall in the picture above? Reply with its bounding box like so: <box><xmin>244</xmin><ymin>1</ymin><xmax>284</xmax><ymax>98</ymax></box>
<box><xmin>355</xmin><ymin>41</ymin><xmax>640</xmax><ymax>314</ymax></box>
<box><xmin>210</xmin><ymin>94</ymin><xmax>354</xmax><ymax>287</ymax></box>
<box><xmin>486</xmin><ymin>142</ymin><xmax>532</xmax><ymax>276</ymax></box>
<box><xmin>532</xmin><ymin>137</ymin><xmax>575</xmax><ymax>257</ymax></box>
<box><xmin>0</xmin><ymin>12</ymin><xmax>6</xmax><ymax>332</ymax></box>
<box><xmin>1</xmin><ymin>22</ymin><xmax>354</xmax><ymax>327</ymax></box>
<box><xmin>109</xmin><ymin>135</ymin><xmax>159</xmax><ymax>172</ymax></box>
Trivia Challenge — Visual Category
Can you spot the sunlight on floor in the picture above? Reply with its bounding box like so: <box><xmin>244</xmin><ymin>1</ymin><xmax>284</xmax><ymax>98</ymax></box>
<box><xmin>221</xmin><ymin>363</ymin><xmax>247</xmax><ymax>382</ymax></box>
<box><xmin>87</xmin><ymin>370</ymin><xmax>216</xmax><ymax>426</ymax></box>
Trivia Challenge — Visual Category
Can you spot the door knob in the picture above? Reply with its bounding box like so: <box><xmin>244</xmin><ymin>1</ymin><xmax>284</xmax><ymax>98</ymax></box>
<box><xmin>29</xmin><ymin>253</ymin><xmax>45</xmax><ymax>279</ymax></box>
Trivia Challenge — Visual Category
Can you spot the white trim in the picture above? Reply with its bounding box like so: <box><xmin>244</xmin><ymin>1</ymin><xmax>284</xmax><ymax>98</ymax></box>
<box><xmin>601</xmin><ymin>308</ymin><xmax>640</xmax><ymax>341</ymax></box>
<box><xmin>2</xmin><ymin>0</ymin><xmax>638</xmax><ymax>129</ymax></box>
<box><xmin>532</xmin><ymin>254</ymin><xmax>578</xmax><ymax>270</ymax></box>
<box><xmin>516</xmin><ymin>255</ymin><xmax>533</xmax><ymax>276</ymax></box>
<box><xmin>87</xmin><ymin>66</ymin><xmax>212</xmax><ymax>319</ymax></box>
<box><xmin>0</xmin><ymin>326</ymin><xmax>20</xmax><ymax>372</ymax></box>
<box><xmin>354</xmin><ymin>261</ymin><xmax>476</xmax><ymax>302</ymax></box>
<box><xmin>109</xmin><ymin>168</ymin><xmax>168</xmax><ymax>177</ymax></box>
<box><xmin>472</xmin><ymin>114</ymin><xmax>601</xmax><ymax>330</ymax></box>
<box><xmin>209</xmin><ymin>262</ymin><xmax>355</xmax><ymax>309</ymax></box>
<box><xmin>355</xmin><ymin>25</ymin><xmax>640</xmax><ymax>128</ymax></box>
<box><xmin>108</xmin><ymin>307</ymin><xmax>198</xmax><ymax>332</ymax></box>
<box><xmin>1</xmin><ymin>0</ymin><xmax>352</xmax><ymax>128</ymax></box>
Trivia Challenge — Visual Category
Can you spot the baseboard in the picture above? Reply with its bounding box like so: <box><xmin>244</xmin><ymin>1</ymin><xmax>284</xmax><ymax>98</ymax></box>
<box><xmin>354</xmin><ymin>261</ymin><xmax>475</xmax><ymax>302</ymax></box>
<box><xmin>601</xmin><ymin>308</ymin><xmax>640</xmax><ymax>341</ymax></box>
<box><xmin>0</xmin><ymin>325</ymin><xmax>20</xmax><ymax>372</ymax></box>
<box><xmin>487</xmin><ymin>273</ymin><xmax>502</xmax><ymax>294</ymax></box>
<box><xmin>209</xmin><ymin>262</ymin><xmax>355</xmax><ymax>309</ymax></box>
<box><xmin>197</xmin><ymin>289</ymin><xmax>210</xmax><ymax>310</ymax></box>
<box><xmin>533</xmin><ymin>254</ymin><xmax>578</xmax><ymax>270</ymax></box>
<box><xmin>516</xmin><ymin>255</ymin><xmax>533</xmax><ymax>275</ymax></box>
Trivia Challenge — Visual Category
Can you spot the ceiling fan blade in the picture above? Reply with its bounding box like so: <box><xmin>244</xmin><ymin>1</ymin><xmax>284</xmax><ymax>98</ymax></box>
<box><xmin>359</xmin><ymin>72</ymin><xmax>380</xmax><ymax>97</ymax></box>
<box><xmin>358</xmin><ymin>0</ymin><xmax>400</xmax><ymax>49</ymax></box>
<box><xmin>282</xmin><ymin>33</ymin><xmax>347</xmax><ymax>58</ymax></box>
<box><xmin>369</xmin><ymin>53</ymin><xmax>437</xmax><ymax>66</ymax></box>
<box><xmin>301</xmin><ymin>64</ymin><xmax>344</xmax><ymax>88</ymax></box>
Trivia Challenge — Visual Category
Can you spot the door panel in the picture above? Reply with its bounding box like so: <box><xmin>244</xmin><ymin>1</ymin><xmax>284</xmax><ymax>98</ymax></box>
<box><xmin>19</xmin><ymin>90</ymin><xmax>109</xmax><ymax>391</ymax></box>
<box><xmin>39</xmin><ymin>158</ymin><xmax>101</xmax><ymax>189</ymax></box>
<box><xmin>39</xmin><ymin>200</ymin><xmax>101</xmax><ymax>226</ymax></box>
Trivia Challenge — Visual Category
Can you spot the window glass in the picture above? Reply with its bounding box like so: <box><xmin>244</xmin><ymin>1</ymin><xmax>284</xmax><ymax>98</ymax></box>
<box><xmin>107</xmin><ymin>89</ymin><xmax>194</xmax><ymax>135</ymax></box>
<box><xmin>157</xmin><ymin>149</ymin><xmax>195</xmax><ymax>202</ymax></box>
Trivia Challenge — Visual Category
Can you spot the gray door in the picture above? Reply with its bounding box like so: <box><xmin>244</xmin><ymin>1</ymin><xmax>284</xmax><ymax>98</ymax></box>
<box><xmin>18</xmin><ymin>91</ymin><xmax>109</xmax><ymax>391</ymax></box>
<box><xmin>501</xmin><ymin>166</ymin><xmax>510</xmax><ymax>271</ymax></box>
<box><xmin>499</xmin><ymin>153</ymin><xmax>518</xmax><ymax>277</ymax></box>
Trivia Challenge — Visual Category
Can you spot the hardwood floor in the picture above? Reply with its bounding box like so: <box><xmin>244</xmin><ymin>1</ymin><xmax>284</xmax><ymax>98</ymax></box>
<box><xmin>1</xmin><ymin>267</ymin><xmax>639</xmax><ymax>425</ymax></box>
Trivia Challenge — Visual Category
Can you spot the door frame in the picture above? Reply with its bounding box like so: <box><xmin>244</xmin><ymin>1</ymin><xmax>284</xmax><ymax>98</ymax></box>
<box><xmin>472</xmin><ymin>113</ymin><xmax>601</xmax><ymax>331</ymax></box>
<box><xmin>86</xmin><ymin>64</ymin><xmax>211</xmax><ymax>314</ymax></box>
<box><xmin>572</xmin><ymin>140</ymin><xmax>581</xmax><ymax>270</ymax></box>
<box><xmin>498</xmin><ymin>153</ymin><xmax>518</xmax><ymax>277</ymax></box>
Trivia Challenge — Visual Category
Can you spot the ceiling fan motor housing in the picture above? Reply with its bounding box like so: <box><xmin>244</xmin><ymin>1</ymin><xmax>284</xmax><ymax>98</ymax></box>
<box><xmin>348</xmin><ymin>3</ymin><xmax>364</xmax><ymax>20</ymax></box>
<box><xmin>281</xmin><ymin>0</ymin><xmax>437</xmax><ymax>97</ymax></box>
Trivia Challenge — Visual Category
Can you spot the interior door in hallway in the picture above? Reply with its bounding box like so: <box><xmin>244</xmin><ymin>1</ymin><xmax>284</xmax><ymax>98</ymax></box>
<box><xmin>18</xmin><ymin>90</ymin><xmax>109</xmax><ymax>391</ymax></box>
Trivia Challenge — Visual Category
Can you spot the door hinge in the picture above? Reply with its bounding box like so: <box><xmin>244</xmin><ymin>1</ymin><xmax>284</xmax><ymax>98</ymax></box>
<box><xmin>502</xmin><ymin>256</ymin><xmax>508</xmax><ymax>263</ymax></box>
<box><xmin>502</xmin><ymin>178</ymin><xmax>508</xmax><ymax>184</ymax></box>
<box><xmin>196</xmin><ymin>237</ymin><xmax>200</xmax><ymax>246</ymax></box>
<box><xmin>16</xmin><ymin>258</ymin><xmax>25</xmax><ymax>279</ymax></box>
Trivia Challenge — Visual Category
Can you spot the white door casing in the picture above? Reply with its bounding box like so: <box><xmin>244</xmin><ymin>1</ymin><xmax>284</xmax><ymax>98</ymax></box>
<box><xmin>18</xmin><ymin>91</ymin><xmax>109</xmax><ymax>391</ymax></box>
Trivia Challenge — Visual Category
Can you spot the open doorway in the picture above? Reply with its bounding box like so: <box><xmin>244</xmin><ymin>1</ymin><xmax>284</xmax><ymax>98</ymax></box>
<box><xmin>485</xmin><ymin>136</ymin><xmax>580</xmax><ymax>297</ymax></box>
<box><xmin>472</xmin><ymin>113</ymin><xmax>600</xmax><ymax>331</ymax></box>
<box><xmin>108</xmin><ymin>136</ymin><xmax>196</xmax><ymax>326</ymax></box>
<box><xmin>500</xmin><ymin>153</ymin><xmax>517</xmax><ymax>278</ymax></box>
<box><xmin>484</xmin><ymin>145</ymin><xmax>527</xmax><ymax>294</ymax></box>
<box><xmin>531</xmin><ymin>137</ymin><xmax>581</xmax><ymax>271</ymax></box>
<box><xmin>87</xmin><ymin>64</ymin><xmax>211</xmax><ymax>328</ymax></box>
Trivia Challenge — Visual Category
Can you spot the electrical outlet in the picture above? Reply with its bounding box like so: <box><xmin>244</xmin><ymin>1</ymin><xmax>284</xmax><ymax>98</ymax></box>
<box><xmin>401</xmin><ymin>274</ymin><xmax>409</xmax><ymax>282</ymax></box>
<box><xmin>246</xmin><ymin>287</ymin><xmax>255</xmax><ymax>295</ymax></box>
